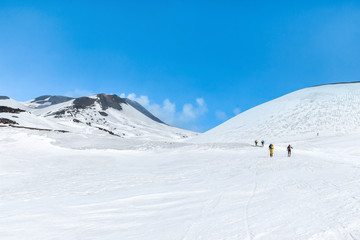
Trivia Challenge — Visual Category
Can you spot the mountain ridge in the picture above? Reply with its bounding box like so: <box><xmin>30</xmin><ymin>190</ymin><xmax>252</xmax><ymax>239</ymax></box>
<box><xmin>0</xmin><ymin>93</ymin><xmax>196</xmax><ymax>140</ymax></box>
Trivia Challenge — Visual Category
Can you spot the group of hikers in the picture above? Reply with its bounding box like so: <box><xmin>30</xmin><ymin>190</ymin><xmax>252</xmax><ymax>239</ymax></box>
<box><xmin>255</xmin><ymin>140</ymin><xmax>293</xmax><ymax>157</ymax></box>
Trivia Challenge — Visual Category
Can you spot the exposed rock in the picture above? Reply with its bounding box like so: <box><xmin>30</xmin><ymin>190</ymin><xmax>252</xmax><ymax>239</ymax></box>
<box><xmin>0</xmin><ymin>118</ymin><xmax>18</xmax><ymax>125</ymax></box>
<box><xmin>99</xmin><ymin>111</ymin><xmax>108</xmax><ymax>116</ymax></box>
<box><xmin>96</xmin><ymin>126</ymin><xmax>121</xmax><ymax>137</ymax></box>
<box><xmin>73</xmin><ymin>97</ymin><xmax>96</xmax><ymax>109</ymax></box>
<box><xmin>96</xmin><ymin>94</ymin><xmax>126</xmax><ymax>111</ymax></box>
<box><xmin>0</xmin><ymin>96</ymin><xmax>10</xmax><ymax>100</ymax></box>
<box><xmin>0</xmin><ymin>106</ymin><xmax>25</xmax><ymax>114</ymax></box>
<box><xmin>7</xmin><ymin>125</ymin><xmax>69</xmax><ymax>133</ymax></box>
<box><xmin>52</xmin><ymin>110</ymin><xmax>66</xmax><ymax>116</ymax></box>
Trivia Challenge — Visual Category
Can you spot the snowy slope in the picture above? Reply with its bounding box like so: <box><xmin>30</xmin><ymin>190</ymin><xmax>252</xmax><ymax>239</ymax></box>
<box><xmin>1</xmin><ymin>128</ymin><xmax>360</xmax><ymax>239</ymax></box>
<box><xmin>0</xmin><ymin>98</ymin><xmax>62</xmax><ymax>129</ymax></box>
<box><xmin>34</xmin><ymin>94</ymin><xmax>195</xmax><ymax>140</ymax></box>
<box><xmin>193</xmin><ymin>83</ymin><xmax>360</xmax><ymax>143</ymax></box>
<box><xmin>2</xmin><ymin>84</ymin><xmax>360</xmax><ymax>239</ymax></box>
<box><xmin>0</xmin><ymin>97</ymin><xmax>30</xmax><ymax>110</ymax></box>
<box><xmin>0</xmin><ymin>94</ymin><xmax>196</xmax><ymax>141</ymax></box>
<box><xmin>25</xmin><ymin>95</ymin><xmax>74</xmax><ymax>108</ymax></box>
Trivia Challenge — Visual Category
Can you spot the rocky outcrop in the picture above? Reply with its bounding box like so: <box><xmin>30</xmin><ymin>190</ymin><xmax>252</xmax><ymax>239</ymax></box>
<box><xmin>0</xmin><ymin>124</ymin><xmax>69</xmax><ymax>133</ymax></box>
<box><xmin>96</xmin><ymin>94</ymin><xmax>126</xmax><ymax>111</ymax></box>
<box><xmin>49</xmin><ymin>94</ymin><xmax>127</xmax><ymax>118</ymax></box>
<box><xmin>0</xmin><ymin>106</ymin><xmax>25</xmax><ymax>114</ymax></box>
<box><xmin>73</xmin><ymin>97</ymin><xmax>96</xmax><ymax>109</ymax></box>
<box><xmin>0</xmin><ymin>118</ymin><xmax>18</xmax><ymax>125</ymax></box>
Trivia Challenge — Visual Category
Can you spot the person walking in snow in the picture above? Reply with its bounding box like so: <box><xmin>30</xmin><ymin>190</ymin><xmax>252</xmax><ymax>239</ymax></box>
<box><xmin>255</xmin><ymin>140</ymin><xmax>258</xmax><ymax>147</ymax></box>
<box><xmin>261</xmin><ymin>140</ymin><xmax>264</xmax><ymax>147</ymax></box>
<box><xmin>269</xmin><ymin>144</ymin><xmax>274</xmax><ymax>157</ymax></box>
<box><xmin>287</xmin><ymin>144</ymin><xmax>293</xmax><ymax>157</ymax></box>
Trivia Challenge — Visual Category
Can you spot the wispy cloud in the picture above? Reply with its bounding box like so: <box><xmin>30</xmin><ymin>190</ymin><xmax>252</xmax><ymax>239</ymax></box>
<box><xmin>233</xmin><ymin>107</ymin><xmax>241</xmax><ymax>115</ymax></box>
<box><xmin>215</xmin><ymin>107</ymin><xmax>241</xmax><ymax>122</ymax></box>
<box><xmin>215</xmin><ymin>110</ymin><xmax>228</xmax><ymax>121</ymax></box>
<box><xmin>122</xmin><ymin>93</ymin><xmax>207</xmax><ymax>129</ymax></box>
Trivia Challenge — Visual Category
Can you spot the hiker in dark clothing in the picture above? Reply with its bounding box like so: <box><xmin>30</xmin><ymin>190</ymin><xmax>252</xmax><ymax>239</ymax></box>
<box><xmin>287</xmin><ymin>144</ymin><xmax>293</xmax><ymax>157</ymax></box>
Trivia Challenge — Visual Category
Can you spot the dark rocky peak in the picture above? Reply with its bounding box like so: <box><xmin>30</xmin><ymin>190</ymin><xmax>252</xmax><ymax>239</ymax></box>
<box><xmin>73</xmin><ymin>97</ymin><xmax>96</xmax><ymax>109</ymax></box>
<box><xmin>0</xmin><ymin>96</ymin><xmax>10</xmax><ymax>100</ymax></box>
<box><xmin>64</xmin><ymin>93</ymin><xmax>165</xmax><ymax>125</ymax></box>
<box><xmin>95</xmin><ymin>94</ymin><xmax>127</xmax><ymax>110</ymax></box>
<box><xmin>71</xmin><ymin>94</ymin><xmax>127</xmax><ymax>110</ymax></box>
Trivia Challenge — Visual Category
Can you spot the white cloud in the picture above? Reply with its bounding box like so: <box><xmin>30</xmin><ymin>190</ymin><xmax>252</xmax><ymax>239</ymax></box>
<box><xmin>122</xmin><ymin>93</ymin><xmax>207</xmax><ymax>126</ymax></box>
<box><xmin>181</xmin><ymin>104</ymin><xmax>196</xmax><ymax>120</ymax></box>
<box><xmin>216</xmin><ymin>110</ymin><xmax>228</xmax><ymax>121</ymax></box>
<box><xmin>163</xmin><ymin>99</ymin><xmax>176</xmax><ymax>113</ymax></box>
<box><xmin>180</xmin><ymin>98</ymin><xmax>207</xmax><ymax>123</ymax></box>
<box><xmin>233</xmin><ymin>107</ymin><xmax>241</xmax><ymax>115</ymax></box>
<box><xmin>215</xmin><ymin>107</ymin><xmax>241</xmax><ymax>122</ymax></box>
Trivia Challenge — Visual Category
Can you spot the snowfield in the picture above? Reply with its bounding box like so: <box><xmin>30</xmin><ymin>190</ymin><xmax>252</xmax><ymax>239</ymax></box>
<box><xmin>2</xmin><ymin>84</ymin><xmax>360</xmax><ymax>239</ymax></box>
<box><xmin>1</xmin><ymin>128</ymin><xmax>360</xmax><ymax>240</ymax></box>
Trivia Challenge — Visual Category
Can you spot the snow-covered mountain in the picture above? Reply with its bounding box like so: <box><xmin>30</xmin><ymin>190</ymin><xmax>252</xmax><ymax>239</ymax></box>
<box><xmin>25</xmin><ymin>95</ymin><xmax>74</xmax><ymax>108</ymax></box>
<box><xmin>0</xmin><ymin>94</ymin><xmax>196</xmax><ymax>140</ymax></box>
<box><xmin>3</xmin><ymin>85</ymin><xmax>360</xmax><ymax>239</ymax></box>
<box><xmin>193</xmin><ymin>82</ymin><xmax>360</xmax><ymax>143</ymax></box>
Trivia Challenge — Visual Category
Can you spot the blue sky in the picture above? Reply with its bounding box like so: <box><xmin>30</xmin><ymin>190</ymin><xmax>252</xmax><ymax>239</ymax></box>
<box><xmin>0</xmin><ymin>1</ymin><xmax>359</xmax><ymax>132</ymax></box>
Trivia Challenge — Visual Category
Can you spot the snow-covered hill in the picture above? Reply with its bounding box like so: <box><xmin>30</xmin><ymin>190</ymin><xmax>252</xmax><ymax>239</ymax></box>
<box><xmin>0</xmin><ymin>94</ymin><xmax>196</xmax><ymax>141</ymax></box>
<box><xmin>2</xmin><ymin>84</ymin><xmax>360</xmax><ymax>239</ymax></box>
<box><xmin>193</xmin><ymin>82</ymin><xmax>360</xmax><ymax>143</ymax></box>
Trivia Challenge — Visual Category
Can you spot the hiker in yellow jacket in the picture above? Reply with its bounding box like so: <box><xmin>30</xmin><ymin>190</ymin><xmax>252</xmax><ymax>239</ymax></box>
<box><xmin>269</xmin><ymin>144</ymin><xmax>274</xmax><ymax>157</ymax></box>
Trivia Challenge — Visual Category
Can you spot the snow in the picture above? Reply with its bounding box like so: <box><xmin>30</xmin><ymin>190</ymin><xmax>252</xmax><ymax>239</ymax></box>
<box><xmin>24</xmin><ymin>97</ymin><xmax>51</xmax><ymax>108</ymax></box>
<box><xmin>0</xmin><ymin>95</ymin><xmax>196</xmax><ymax>140</ymax></box>
<box><xmin>1</xmin><ymin>127</ymin><xmax>360</xmax><ymax>239</ymax></box>
<box><xmin>1</xmin><ymin>84</ymin><xmax>360</xmax><ymax>239</ymax></box>
<box><xmin>0</xmin><ymin>98</ymin><xmax>30</xmax><ymax>111</ymax></box>
<box><xmin>193</xmin><ymin>83</ymin><xmax>360</xmax><ymax>143</ymax></box>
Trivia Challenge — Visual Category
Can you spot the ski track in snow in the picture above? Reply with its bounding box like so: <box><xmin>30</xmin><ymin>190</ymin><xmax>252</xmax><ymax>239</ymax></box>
<box><xmin>244</xmin><ymin>158</ymin><xmax>259</xmax><ymax>240</ymax></box>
